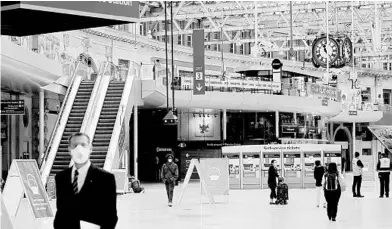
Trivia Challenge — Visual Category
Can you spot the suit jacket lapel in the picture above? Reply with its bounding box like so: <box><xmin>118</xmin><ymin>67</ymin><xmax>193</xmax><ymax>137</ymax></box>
<box><xmin>79</xmin><ymin>163</ymin><xmax>95</xmax><ymax>195</ymax></box>
<box><xmin>65</xmin><ymin>167</ymin><xmax>73</xmax><ymax>193</ymax></box>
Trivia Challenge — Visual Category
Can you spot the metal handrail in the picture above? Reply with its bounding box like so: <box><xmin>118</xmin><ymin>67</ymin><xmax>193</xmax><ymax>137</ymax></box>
<box><xmin>39</xmin><ymin>61</ymin><xmax>82</xmax><ymax>169</ymax></box>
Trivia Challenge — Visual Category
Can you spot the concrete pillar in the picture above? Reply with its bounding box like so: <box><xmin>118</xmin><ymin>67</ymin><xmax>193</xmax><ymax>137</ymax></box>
<box><xmin>39</xmin><ymin>88</ymin><xmax>45</xmax><ymax>163</ymax></box>
<box><xmin>133</xmin><ymin>105</ymin><xmax>138</xmax><ymax>179</ymax></box>
<box><xmin>222</xmin><ymin>109</ymin><xmax>227</xmax><ymax>141</ymax></box>
<box><xmin>293</xmin><ymin>113</ymin><xmax>297</xmax><ymax>124</ymax></box>
<box><xmin>275</xmin><ymin>111</ymin><xmax>279</xmax><ymax>139</ymax></box>
<box><xmin>352</xmin><ymin>122</ymin><xmax>356</xmax><ymax>155</ymax></box>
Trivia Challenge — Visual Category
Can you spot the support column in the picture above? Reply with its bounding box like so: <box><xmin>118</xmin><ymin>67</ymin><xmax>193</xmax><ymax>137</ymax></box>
<box><xmin>253</xmin><ymin>1</ymin><xmax>258</xmax><ymax>57</ymax></box>
<box><xmin>39</xmin><ymin>88</ymin><xmax>45</xmax><ymax>163</ymax></box>
<box><xmin>133</xmin><ymin>105</ymin><xmax>138</xmax><ymax>179</ymax></box>
<box><xmin>223</xmin><ymin>109</ymin><xmax>227</xmax><ymax>141</ymax></box>
<box><xmin>352</xmin><ymin>122</ymin><xmax>356</xmax><ymax>155</ymax></box>
<box><xmin>293</xmin><ymin>113</ymin><xmax>297</xmax><ymax>124</ymax></box>
<box><xmin>275</xmin><ymin>111</ymin><xmax>279</xmax><ymax>139</ymax></box>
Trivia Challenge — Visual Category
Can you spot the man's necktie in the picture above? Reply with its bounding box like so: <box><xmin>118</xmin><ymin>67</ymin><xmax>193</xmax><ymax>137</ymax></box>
<box><xmin>73</xmin><ymin>170</ymin><xmax>79</xmax><ymax>195</ymax></box>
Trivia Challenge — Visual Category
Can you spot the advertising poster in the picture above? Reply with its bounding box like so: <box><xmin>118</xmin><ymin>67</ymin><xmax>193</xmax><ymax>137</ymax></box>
<box><xmin>368</xmin><ymin>125</ymin><xmax>392</xmax><ymax>153</ymax></box>
<box><xmin>15</xmin><ymin>160</ymin><xmax>53</xmax><ymax>218</ymax></box>
<box><xmin>199</xmin><ymin>158</ymin><xmax>229</xmax><ymax>195</ymax></box>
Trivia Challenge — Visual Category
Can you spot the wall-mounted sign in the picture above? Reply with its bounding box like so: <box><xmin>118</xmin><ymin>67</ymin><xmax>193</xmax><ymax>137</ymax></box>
<box><xmin>322</xmin><ymin>99</ymin><xmax>329</xmax><ymax>106</ymax></box>
<box><xmin>306</xmin><ymin>83</ymin><xmax>340</xmax><ymax>102</ymax></box>
<box><xmin>19</xmin><ymin>1</ymin><xmax>140</xmax><ymax>22</ymax></box>
<box><xmin>282</xmin><ymin>126</ymin><xmax>298</xmax><ymax>133</ymax></box>
<box><xmin>271</xmin><ymin>59</ymin><xmax>283</xmax><ymax>70</ymax></box>
<box><xmin>193</xmin><ymin>30</ymin><xmax>205</xmax><ymax>95</ymax></box>
<box><xmin>1</xmin><ymin>100</ymin><xmax>24</xmax><ymax>115</ymax></box>
<box><xmin>349</xmin><ymin>110</ymin><xmax>358</xmax><ymax>116</ymax></box>
<box><xmin>156</xmin><ymin>147</ymin><xmax>172</xmax><ymax>152</ymax></box>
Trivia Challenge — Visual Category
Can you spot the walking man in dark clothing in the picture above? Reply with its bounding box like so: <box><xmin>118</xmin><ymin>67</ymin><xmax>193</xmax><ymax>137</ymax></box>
<box><xmin>161</xmin><ymin>153</ymin><xmax>179</xmax><ymax>207</ymax></box>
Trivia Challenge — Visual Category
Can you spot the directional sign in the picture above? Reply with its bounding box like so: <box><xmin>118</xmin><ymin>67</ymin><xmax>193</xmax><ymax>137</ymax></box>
<box><xmin>1</xmin><ymin>100</ymin><xmax>24</xmax><ymax>115</ymax></box>
<box><xmin>193</xmin><ymin>29</ymin><xmax>205</xmax><ymax>95</ymax></box>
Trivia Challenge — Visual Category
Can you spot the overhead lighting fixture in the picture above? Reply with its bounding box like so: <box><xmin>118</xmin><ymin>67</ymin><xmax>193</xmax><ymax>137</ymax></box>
<box><xmin>162</xmin><ymin>110</ymin><xmax>178</xmax><ymax>125</ymax></box>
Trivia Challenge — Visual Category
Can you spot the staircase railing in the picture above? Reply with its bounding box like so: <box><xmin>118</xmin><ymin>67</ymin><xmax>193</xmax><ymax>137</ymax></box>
<box><xmin>104</xmin><ymin>62</ymin><xmax>141</xmax><ymax>172</ymax></box>
<box><xmin>40</xmin><ymin>61</ymin><xmax>89</xmax><ymax>185</ymax></box>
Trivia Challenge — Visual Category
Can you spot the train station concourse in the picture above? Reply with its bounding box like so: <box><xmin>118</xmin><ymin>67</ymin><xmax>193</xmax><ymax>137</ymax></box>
<box><xmin>1</xmin><ymin>1</ymin><xmax>392</xmax><ymax>229</ymax></box>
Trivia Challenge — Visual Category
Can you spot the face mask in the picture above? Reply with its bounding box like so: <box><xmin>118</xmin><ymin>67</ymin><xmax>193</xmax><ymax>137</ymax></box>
<box><xmin>168</xmin><ymin>159</ymin><xmax>173</xmax><ymax>163</ymax></box>
<box><xmin>71</xmin><ymin>145</ymin><xmax>90</xmax><ymax>164</ymax></box>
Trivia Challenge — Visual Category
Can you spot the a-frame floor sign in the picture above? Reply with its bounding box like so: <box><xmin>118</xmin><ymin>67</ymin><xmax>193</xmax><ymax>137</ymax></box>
<box><xmin>177</xmin><ymin>159</ymin><xmax>215</xmax><ymax>206</ymax></box>
<box><xmin>2</xmin><ymin>160</ymin><xmax>54</xmax><ymax>229</ymax></box>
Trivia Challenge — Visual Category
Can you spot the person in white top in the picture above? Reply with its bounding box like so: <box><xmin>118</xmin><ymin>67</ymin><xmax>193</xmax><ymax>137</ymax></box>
<box><xmin>377</xmin><ymin>152</ymin><xmax>391</xmax><ymax>198</ymax></box>
<box><xmin>352</xmin><ymin>152</ymin><xmax>364</xmax><ymax>198</ymax></box>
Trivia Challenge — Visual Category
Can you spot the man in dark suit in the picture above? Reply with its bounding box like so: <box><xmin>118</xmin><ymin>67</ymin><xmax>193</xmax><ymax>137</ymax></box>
<box><xmin>54</xmin><ymin>132</ymin><xmax>118</xmax><ymax>229</ymax></box>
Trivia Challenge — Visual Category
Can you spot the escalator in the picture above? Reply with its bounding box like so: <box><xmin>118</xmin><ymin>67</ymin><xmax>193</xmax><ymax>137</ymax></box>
<box><xmin>90</xmin><ymin>81</ymin><xmax>125</xmax><ymax>168</ymax></box>
<box><xmin>50</xmin><ymin>80</ymin><xmax>95</xmax><ymax>175</ymax></box>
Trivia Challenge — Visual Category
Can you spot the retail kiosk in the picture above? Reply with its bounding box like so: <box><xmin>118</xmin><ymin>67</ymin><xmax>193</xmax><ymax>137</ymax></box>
<box><xmin>222</xmin><ymin>144</ymin><xmax>342</xmax><ymax>189</ymax></box>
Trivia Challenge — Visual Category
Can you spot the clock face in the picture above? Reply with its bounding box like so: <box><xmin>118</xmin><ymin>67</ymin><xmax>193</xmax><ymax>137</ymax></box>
<box><xmin>312</xmin><ymin>37</ymin><xmax>339</xmax><ymax>67</ymax></box>
<box><xmin>343</xmin><ymin>37</ymin><xmax>353</xmax><ymax>64</ymax></box>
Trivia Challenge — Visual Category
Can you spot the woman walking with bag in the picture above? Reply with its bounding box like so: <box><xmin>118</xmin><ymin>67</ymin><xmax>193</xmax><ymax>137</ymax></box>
<box><xmin>161</xmin><ymin>154</ymin><xmax>179</xmax><ymax>207</ymax></box>
<box><xmin>323</xmin><ymin>162</ymin><xmax>346</xmax><ymax>221</ymax></box>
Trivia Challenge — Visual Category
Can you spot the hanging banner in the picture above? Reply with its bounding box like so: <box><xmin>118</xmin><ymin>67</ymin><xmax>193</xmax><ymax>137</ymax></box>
<box><xmin>2</xmin><ymin>160</ymin><xmax>53</xmax><ymax>219</ymax></box>
<box><xmin>199</xmin><ymin>158</ymin><xmax>229</xmax><ymax>196</ymax></box>
<box><xmin>193</xmin><ymin>29</ymin><xmax>205</xmax><ymax>95</ymax></box>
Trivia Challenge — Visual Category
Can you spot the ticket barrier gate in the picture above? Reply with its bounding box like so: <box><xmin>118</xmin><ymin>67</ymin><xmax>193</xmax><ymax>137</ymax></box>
<box><xmin>223</xmin><ymin>144</ymin><xmax>342</xmax><ymax>189</ymax></box>
<box><xmin>323</xmin><ymin>151</ymin><xmax>342</xmax><ymax>173</ymax></box>
<box><xmin>224</xmin><ymin>151</ymin><xmax>262</xmax><ymax>189</ymax></box>
<box><xmin>226</xmin><ymin>153</ymin><xmax>241</xmax><ymax>189</ymax></box>
<box><xmin>261</xmin><ymin>152</ymin><xmax>282</xmax><ymax>189</ymax></box>
<box><xmin>242</xmin><ymin>153</ymin><xmax>262</xmax><ymax>189</ymax></box>
<box><xmin>282</xmin><ymin>151</ymin><xmax>302</xmax><ymax>189</ymax></box>
<box><xmin>303</xmin><ymin>151</ymin><xmax>323</xmax><ymax>188</ymax></box>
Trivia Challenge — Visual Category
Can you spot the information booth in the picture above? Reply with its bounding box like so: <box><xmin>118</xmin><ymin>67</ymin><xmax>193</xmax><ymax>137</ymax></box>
<box><xmin>223</xmin><ymin>144</ymin><xmax>342</xmax><ymax>189</ymax></box>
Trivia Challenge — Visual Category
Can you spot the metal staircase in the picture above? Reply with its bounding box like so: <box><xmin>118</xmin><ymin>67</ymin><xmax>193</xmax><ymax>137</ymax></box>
<box><xmin>91</xmin><ymin>81</ymin><xmax>126</xmax><ymax>168</ymax></box>
<box><xmin>50</xmin><ymin>81</ymin><xmax>95</xmax><ymax>175</ymax></box>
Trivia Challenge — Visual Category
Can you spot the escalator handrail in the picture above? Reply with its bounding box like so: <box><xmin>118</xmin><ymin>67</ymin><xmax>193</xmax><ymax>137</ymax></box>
<box><xmin>39</xmin><ymin>61</ymin><xmax>81</xmax><ymax>170</ymax></box>
<box><xmin>103</xmin><ymin>62</ymin><xmax>141</xmax><ymax>171</ymax></box>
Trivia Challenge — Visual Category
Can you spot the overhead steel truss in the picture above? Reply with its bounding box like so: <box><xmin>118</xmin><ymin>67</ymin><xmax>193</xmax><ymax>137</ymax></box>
<box><xmin>139</xmin><ymin>1</ymin><xmax>392</xmax><ymax>56</ymax></box>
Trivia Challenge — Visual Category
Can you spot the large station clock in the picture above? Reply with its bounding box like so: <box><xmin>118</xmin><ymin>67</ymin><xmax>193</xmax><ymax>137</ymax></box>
<box><xmin>312</xmin><ymin>36</ymin><xmax>339</xmax><ymax>67</ymax></box>
<box><xmin>342</xmin><ymin>37</ymin><xmax>353</xmax><ymax>65</ymax></box>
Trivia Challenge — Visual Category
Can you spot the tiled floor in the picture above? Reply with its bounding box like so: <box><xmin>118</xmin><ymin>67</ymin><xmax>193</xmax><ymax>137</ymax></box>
<box><xmin>14</xmin><ymin>174</ymin><xmax>392</xmax><ymax>229</ymax></box>
<box><xmin>113</xmin><ymin>179</ymin><xmax>392</xmax><ymax>229</ymax></box>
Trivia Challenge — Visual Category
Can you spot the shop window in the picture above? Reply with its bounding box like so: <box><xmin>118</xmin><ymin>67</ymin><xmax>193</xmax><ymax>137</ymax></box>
<box><xmin>178</xmin><ymin>35</ymin><xmax>182</xmax><ymax>45</ymax></box>
<box><xmin>361</xmin><ymin>87</ymin><xmax>371</xmax><ymax>103</ymax></box>
<box><xmin>383</xmin><ymin>89</ymin><xmax>391</xmax><ymax>105</ymax></box>
<box><xmin>362</xmin><ymin>148</ymin><xmax>372</xmax><ymax>156</ymax></box>
<box><xmin>187</xmin><ymin>35</ymin><xmax>192</xmax><ymax>46</ymax></box>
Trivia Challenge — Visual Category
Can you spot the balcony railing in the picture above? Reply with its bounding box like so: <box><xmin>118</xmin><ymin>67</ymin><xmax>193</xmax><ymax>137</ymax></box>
<box><xmin>145</xmin><ymin>68</ymin><xmax>342</xmax><ymax>102</ymax></box>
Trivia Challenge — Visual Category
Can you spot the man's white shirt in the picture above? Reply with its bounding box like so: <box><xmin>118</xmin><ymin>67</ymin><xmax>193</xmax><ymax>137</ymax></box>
<box><xmin>71</xmin><ymin>161</ymin><xmax>91</xmax><ymax>192</ymax></box>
